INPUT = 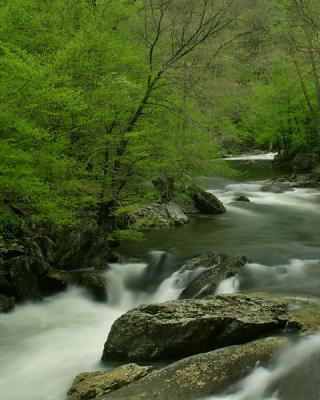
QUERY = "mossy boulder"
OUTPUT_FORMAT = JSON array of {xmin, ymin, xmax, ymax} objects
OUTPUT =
[
  {"xmin": 188, "ymin": 186, "xmax": 226, "ymax": 214},
  {"xmin": 68, "ymin": 364, "xmax": 153, "ymax": 400},
  {"xmin": 102, "ymin": 295, "xmax": 288, "ymax": 362},
  {"xmin": 99, "ymin": 337, "xmax": 286, "ymax": 400}
]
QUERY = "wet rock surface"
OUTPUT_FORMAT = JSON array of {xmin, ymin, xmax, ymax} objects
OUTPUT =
[
  {"xmin": 71, "ymin": 272, "xmax": 107, "ymax": 302},
  {"xmin": 98, "ymin": 337, "xmax": 286, "ymax": 400},
  {"xmin": 67, "ymin": 364, "xmax": 153, "ymax": 400},
  {"xmin": 128, "ymin": 202, "xmax": 189, "ymax": 229},
  {"xmin": 179, "ymin": 253, "xmax": 247, "ymax": 299},
  {"xmin": 235, "ymin": 195, "xmax": 250, "ymax": 202},
  {"xmin": 189, "ymin": 186, "xmax": 226, "ymax": 214},
  {"xmin": 271, "ymin": 172, "xmax": 320, "ymax": 188},
  {"xmin": 102, "ymin": 295, "xmax": 288, "ymax": 362}
]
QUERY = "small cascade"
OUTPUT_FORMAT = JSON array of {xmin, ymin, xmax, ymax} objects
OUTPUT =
[
  {"xmin": 0, "ymin": 258, "xmax": 185, "ymax": 400},
  {"xmin": 215, "ymin": 276, "xmax": 240, "ymax": 295}
]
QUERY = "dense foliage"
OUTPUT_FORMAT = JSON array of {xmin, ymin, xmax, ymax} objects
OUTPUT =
[{"xmin": 1, "ymin": 0, "xmax": 320, "ymax": 237}]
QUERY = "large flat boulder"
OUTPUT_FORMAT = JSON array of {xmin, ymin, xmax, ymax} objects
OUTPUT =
[
  {"xmin": 179, "ymin": 253, "xmax": 247, "ymax": 299},
  {"xmin": 102, "ymin": 295, "xmax": 288, "ymax": 362},
  {"xmin": 67, "ymin": 364, "xmax": 153, "ymax": 400},
  {"xmin": 99, "ymin": 337, "xmax": 286, "ymax": 400}
]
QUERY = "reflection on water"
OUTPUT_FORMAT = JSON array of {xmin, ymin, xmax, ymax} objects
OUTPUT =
[{"xmin": 123, "ymin": 181, "xmax": 320, "ymax": 265}]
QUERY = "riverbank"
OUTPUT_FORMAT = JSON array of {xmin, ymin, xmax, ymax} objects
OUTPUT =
[{"xmin": 1, "ymin": 155, "xmax": 320, "ymax": 400}]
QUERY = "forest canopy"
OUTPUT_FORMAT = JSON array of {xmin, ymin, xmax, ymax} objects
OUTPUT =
[{"xmin": 1, "ymin": 0, "xmax": 320, "ymax": 237}]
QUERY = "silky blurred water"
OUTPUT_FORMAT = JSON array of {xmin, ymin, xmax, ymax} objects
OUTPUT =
[{"xmin": 1, "ymin": 155, "xmax": 320, "ymax": 400}]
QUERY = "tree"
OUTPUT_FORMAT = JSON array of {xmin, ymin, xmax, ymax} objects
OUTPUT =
[
  {"xmin": 278, "ymin": 0, "xmax": 320, "ymax": 143},
  {"xmin": 92, "ymin": 0, "xmax": 245, "ymax": 227}
]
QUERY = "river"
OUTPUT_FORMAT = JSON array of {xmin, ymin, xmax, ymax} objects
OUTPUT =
[{"xmin": 0, "ymin": 154, "xmax": 320, "ymax": 400}]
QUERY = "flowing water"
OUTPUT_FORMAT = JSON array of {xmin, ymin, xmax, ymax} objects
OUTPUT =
[
  {"xmin": 1, "ymin": 154, "xmax": 320, "ymax": 400},
  {"xmin": 0, "ymin": 263, "xmax": 183, "ymax": 400},
  {"xmin": 205, "ymin": 333, "xmax": 320, "ymax": 400}
]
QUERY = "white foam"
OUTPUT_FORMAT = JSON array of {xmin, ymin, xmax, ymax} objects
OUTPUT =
[
  {"xmin": 215, "ymin": 276, "xmax": 240, "ymax": 295},
  {"xmin": 0, "ymin": 262, "xmax": 183, "ymax": 400},
  {"xmin": 223, "ymin": 153, "xmax": 277, "ymax": 161}
]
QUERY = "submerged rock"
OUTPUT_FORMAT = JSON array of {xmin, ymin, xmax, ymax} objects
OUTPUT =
[
  {"xmin": 68, "ymin": 364, "xmax": 153, "ymax": 400},
  {"xmin": 189, "ymin": 186, "xmax": 226, "ymax": 214},
  {"xmin": 72, "ymin": 272, "xmax": 107, "ymax": 302},
  {"xmin": 179, "ymin": 253, "xmax": 247, "ymax": 299},
  {"xmin": 99, "ymin": 337, "xmax": 286, "ymax": 400},
  {"xmin": 235, "ymin": 195, "xmax": 250, "ymax": 202},
  {"xmin": 102, "ymin": 295, "xmax": 288, "ymax": 362}
]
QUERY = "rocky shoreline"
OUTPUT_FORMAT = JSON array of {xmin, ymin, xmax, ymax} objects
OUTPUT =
[
  {"xmin": 66, "ymin": 250, "xmax": 320, "ymax": 400},
  {"xmin": 0, "ymin": 185, "xmax": 226, "ymax": 314},
  {"xmin": 2, "ymin": 166, "xmax": 320, "ymax": 400}
]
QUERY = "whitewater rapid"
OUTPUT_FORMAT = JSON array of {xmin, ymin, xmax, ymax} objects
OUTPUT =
[
  {"xmin": 1, "ymin": 163, "xmax": 320, "ymax": 400},
  {"xmin": 0, "ymin": 262, "xmax": 183, "ymax": 400}
]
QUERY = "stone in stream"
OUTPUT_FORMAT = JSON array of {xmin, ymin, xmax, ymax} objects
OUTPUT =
[
  {"xmin": 71, "ymin": 272, "xmax": 108, "ymax": 302},
  {"xmin": 188, "ymin": 185, "xmax": 226, "ymax": 214},
  {"xmin": 179, "ymin": 253, "xmax": 247, "ymax": 299},
  {"xmin": 67, "ymin": 364, "xmax": 153, "ymax": 400},
  {"xmin": 235, "ymin": 195, "xmax": 250, "ymax": 202},
  {"xmin": 101, "ymin": 295, "xmax": 288, "ymax": 362},
  {"xmin": 95, "ymin": 337, "xmax": 286, "ymax": 400}
]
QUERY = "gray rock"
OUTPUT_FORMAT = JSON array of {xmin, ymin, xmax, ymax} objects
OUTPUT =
[
  {"xmin": 189, "ymin": 186, "xmax": 226, "ymax": 214},
  {"xmin": 179, "ymin": 253, "xmax": 247, "ymax": 299},
  {"xmin": 72, "ymin": 272, "xmax": 107, "ymax": 302},
  {"xmin": 99, "ymin": 337, "xmax": 286, "ymax": 400},
  {"xmin": 163, "ymin": 202, "xmax": 189, "ymax": 225},
  {"xmin": 68, "ymin": 364, "xmax": 153, "ymax": 400},
  {"xmin": 102, "ymin": 295, "xmax": 288, "ymax": 362},
  {"xmin": 235, "ymin": 195, "xmax": 250, "ymax": 202},
  {"xmin": 8, "ymin": 256, "xmax": 42, "ymax": 301},
  {"xmin": 129, "ymin": 203, "xmax": 189, "ymax": 229},
  {"xmin": 56, "ymin": 229, "xmax": 110, "ymax": 271},
  {"xmin": 38, "ymin": 268, "xmax": 70, "ymax": 296}
]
